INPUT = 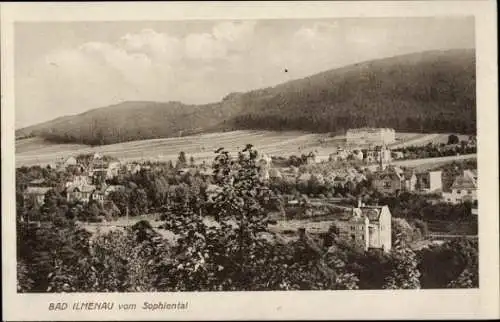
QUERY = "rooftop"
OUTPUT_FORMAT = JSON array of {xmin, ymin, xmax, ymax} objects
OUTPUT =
[{"xmin": 24, "ymin": 186, "xmax": 53, "ymax": 195}]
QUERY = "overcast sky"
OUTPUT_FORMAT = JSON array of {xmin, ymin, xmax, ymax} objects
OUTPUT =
[{"xmin": 15, "ymin": 17, "xmax": 475, "ymax": 129}]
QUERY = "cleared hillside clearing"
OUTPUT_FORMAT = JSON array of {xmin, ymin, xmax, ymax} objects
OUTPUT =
[{"xmin": 16, "ymin": 131, "xmax": 473, "ymax": 168}]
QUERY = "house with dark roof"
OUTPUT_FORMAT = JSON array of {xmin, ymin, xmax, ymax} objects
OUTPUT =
[
  {"xmin": 66, "ymin": 185, "xmax": 96, "ymax": 203},
  {"xmin": 442, "ymin": 169, "xmax": 478, "ymax": 204},
  {"xmin": 23, "ymin": 186, "xmax": 53, "ymax": 208},
  {"xmin": 372, "ymin": 166, "xmax": 416, "ymax": 194}
]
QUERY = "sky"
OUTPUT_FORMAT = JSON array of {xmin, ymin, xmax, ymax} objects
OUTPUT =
[{"xmin": 14, "ymin": 17, "xmax": 475, "ymax": 129}]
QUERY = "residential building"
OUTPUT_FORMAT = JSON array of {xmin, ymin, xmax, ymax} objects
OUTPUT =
[
  {"xmin": 346, "ymin": 128, "xmax": 396, "ymax": 146},
  {"xmin": 126, "ymin": 163, "xmax": 142, "ymax": 174},
  {"xmin": 352, "ymin": 150, "xmax": 364, "ymax": 161},
  {"xmin": 65, "ymin": 175, "xmax": 92, "ymax": 188},
  {"xmin": 106, "ymin": 162, "xmax": 122, "ymax": 179},
  {"xmin": 442, "ymin": 170, "xmax": 478, "ymax": 204},
  {"xmin": 305, "ymin": 152, "xmax": 316, "ymax": 165},
  {"xmin": 91, "ymin": 188, "xmax": 105, "ymax": 205},
  {"xmin": 372, "ymin": 166, "xmax": 416, "ymax": 194},
  {"xmin": 416, "ymin": 170, "xmax": 443, "ymax": 193},
  {"xmin": 90, "ymin": 168, "xmax": 107, "ymax": 185},
  {"xmin": 23, "ymin": 186, "xmax": 53, "ymax": 208},
  {"xmin": 333, "ymin": 202, "xmax": 392, "ymax": 252},
  {"xmin": 64, "ymin": 156, "xmax": 78, "ymax": 167},
  {"xmin": 66, "ymin": 185, "xmax": 96, "ymax": 203}
]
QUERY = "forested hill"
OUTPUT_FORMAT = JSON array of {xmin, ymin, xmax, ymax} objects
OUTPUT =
[
  {"xmin": 17, "ymin": 49, "xmax": 476, "ymax": 146},
  {"xmin": 228, "ymin": 48, "xmax": 476, "ymax": 134}
]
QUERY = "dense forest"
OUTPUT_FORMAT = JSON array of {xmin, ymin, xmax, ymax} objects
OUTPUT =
[{"xmin": 17, "ymin": 49, "xmax": 476, "ymax": 146}]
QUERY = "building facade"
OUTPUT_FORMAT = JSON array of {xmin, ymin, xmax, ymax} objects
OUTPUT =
[
  {"xmin": 442, "ymin": 170, "xmax": 478, "ymax": 204},
  {"xmin": 416, "ymin": 170, "xmax": 443, "ymax": 193},
  {"xmin": 372, "ymin": 166, "xmax": 416, "ymax": 194},
  {"xmin": 334, "ymin": 204, "xmax": 392, "ymax": 252},
  {"xmin": 23, "ymin": 186, "xmax": 53, "ymax": 208}
]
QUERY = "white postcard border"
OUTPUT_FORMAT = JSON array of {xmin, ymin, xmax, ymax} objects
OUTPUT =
[{"xmin": 1, "ymin": 1, "xmax": 498, "ymax": 320}]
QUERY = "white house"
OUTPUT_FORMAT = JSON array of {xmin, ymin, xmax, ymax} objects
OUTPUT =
[
  {"xmin": 443, "ymin": 170, "xmax": 478, "ymax": 204},
  {"xmin": 333, "ymin": 203, "xmax": 392, "ymax": 252}
]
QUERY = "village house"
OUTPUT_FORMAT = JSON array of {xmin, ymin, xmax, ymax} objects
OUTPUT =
[
  {"xmin": 442, "ymin": 170, "xmax": 478, "ymax": 204},
  {"xmin": 304, "ymin": 152, "xmax": 316, "ymax": 165},
  {"xmin": 415, "ymin": 170, "xmax": 443, "ymax": 193},
  {"xmin": 333, "ymin": 201, "xmax": 392, "ymax": 252},
  {"xmin": 63, "ymin": 156, "xmax": 78, "ymax": 167},
  {"xmin": 352, "ymin": 149, "xmax": 364, "ymax": 161},
  {"xmin": 23, "ymin": 186, "xmax": 53, "ymax": 208},
  {"xmin": 106, "ymin": 161, "xmax": 122, "ymax": 179},
  {"xmin": 365, "ymin": 145, "xmax": 392, "ymax": 168},
  {"xmin": 90, "ymin": 188, "xmax": 106, "ymax": 205},
  {"xmin": 66, "ymin": 184, "xmax": 96, "ymax": 204},
  {"xmin": 56, "ymin": 156, "xmax": 84, "ymax": 172},
  {"xmin": 89, "ymin": 168, "xmax": 107, "ymax": 186},
  {"xmin": 126, "ymin": 163, "xmax": 142, "ymax": 174},
  {"xmin": 372, "ymin": 166, "xmax": 417, "ymax": 194},
  {"xmin": 65, "ymin": 175, "xmax": 92, "ymax": 189}
]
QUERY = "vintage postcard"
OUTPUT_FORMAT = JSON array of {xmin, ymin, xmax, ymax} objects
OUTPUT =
[{"xmin": 1, "ymin": 1, "xmax": 499, "ymax": 320}]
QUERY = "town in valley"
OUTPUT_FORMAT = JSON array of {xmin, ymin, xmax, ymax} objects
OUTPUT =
[
  {"xmin": 17, "ymin": 127, "xmax": 479, "ymax": 291},
  {"xmin": 14, "ymin": 17, "xmax": 478, "ymax": 292}
]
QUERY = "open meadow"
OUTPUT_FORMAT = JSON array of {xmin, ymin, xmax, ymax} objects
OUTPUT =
[{"xmin": 15, "ymin": 130, "xmax": 469, "ymax": 168}]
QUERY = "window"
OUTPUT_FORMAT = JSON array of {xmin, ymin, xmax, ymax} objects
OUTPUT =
[
  {"xmin": 383, "ymin": 181, "xmax": 392, "ymax": 188},
  {"xmin": 468, "ymin": 190, "xmax": 472, "ymax": 195},
  {"xmin": 456, "ymin": 190, "xmax": 461, "ymax": 194}
]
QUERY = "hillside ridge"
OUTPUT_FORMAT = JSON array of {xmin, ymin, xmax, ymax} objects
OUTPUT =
[{"xmin": 17, "ymin": 48, "xmax": 476, "ymax": 145}]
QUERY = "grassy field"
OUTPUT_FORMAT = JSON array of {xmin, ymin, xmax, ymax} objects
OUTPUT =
[{"xmin": 15, "ymin": 130, "xmax": 472, "ymax": 168}]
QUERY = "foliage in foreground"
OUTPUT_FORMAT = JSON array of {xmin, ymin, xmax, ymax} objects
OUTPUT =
[{"xmin": 16, "ymin": 146, "xmax": 478, "ymax": 292}]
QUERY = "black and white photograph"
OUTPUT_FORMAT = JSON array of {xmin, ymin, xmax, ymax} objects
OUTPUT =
[{"xmin": 2, "ymin": 1, "xmax": 498, "ymax": 321}]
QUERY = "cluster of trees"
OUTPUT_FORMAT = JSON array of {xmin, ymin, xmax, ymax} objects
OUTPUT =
[
  {"xmin": 392, "ymin": 141, "xmax": 476, "ymax": 160},
  {"xmin": 17, "ymin": 145, "xmax": 478, "ymax": 292},
  {"xmin": 433, "ymin": 159, "xmax": 477, "ymax": 191},
  {"xmin": 272, "ymin": 152, "xmax": 316, "ymax": 168}
]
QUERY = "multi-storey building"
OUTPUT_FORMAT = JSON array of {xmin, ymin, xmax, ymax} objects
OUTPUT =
[{"xmin": 333, "ymin": 202, "xmax": 392, "ymax": 252}]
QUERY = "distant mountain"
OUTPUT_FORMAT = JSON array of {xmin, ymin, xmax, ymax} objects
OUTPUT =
[{"xmin": 17, "ymin": 49, "xmax": 476, "ymax": 145}]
